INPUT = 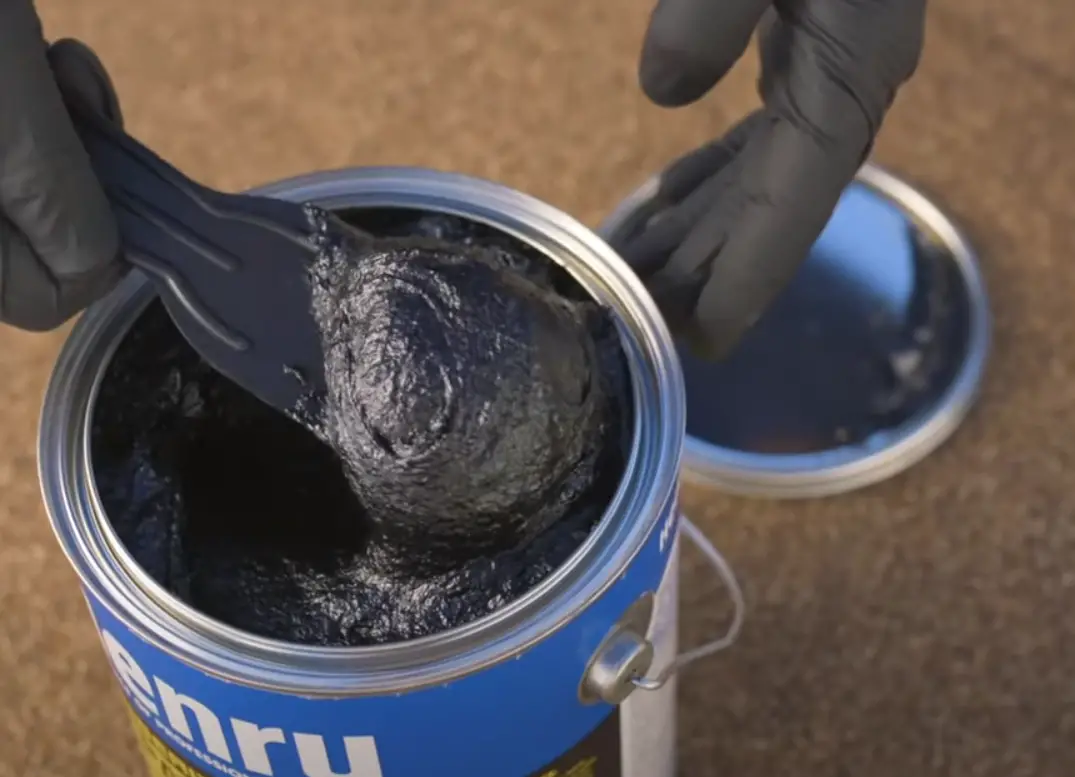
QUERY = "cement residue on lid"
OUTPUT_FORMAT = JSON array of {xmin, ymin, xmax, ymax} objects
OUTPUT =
[{"xmin": 599, "ymin": 163, "xmax": 991, "ymax": 499}]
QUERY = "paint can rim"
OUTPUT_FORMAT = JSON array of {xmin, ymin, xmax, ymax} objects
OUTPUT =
[
  {"xmin": 38, "ymin": 166, "xmax": 686, "ymax": 695},
  {"xmin": 598, "ymin": 163, "xmax": 992, "ymax": 498}
]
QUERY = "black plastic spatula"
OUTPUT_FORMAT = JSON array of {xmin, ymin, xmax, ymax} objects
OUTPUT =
[{"xmin": 64, "ymin": 96, "xmax": 358, "ymax": 424}]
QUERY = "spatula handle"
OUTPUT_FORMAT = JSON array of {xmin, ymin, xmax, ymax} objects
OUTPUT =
[
  {"xmin": 63, "ymin": 94, "xmax": 315, "ymax": 350},
  {"xmin": 65, "ymin": 95, "xmax": 313, "ymax": 242}
]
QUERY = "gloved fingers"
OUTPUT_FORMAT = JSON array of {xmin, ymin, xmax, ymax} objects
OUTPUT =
[
  {"xmin": 613, "ymin": 172, "xmax": 729, "ymax": 278},
  {"xmin": 652, "ymin": 110, "xmax": 769, "ymax": 206},
  {"xmin": 687, "ymin": 112, "xmax": 859, "ymax": 359},
  {"xmin": 631, "ymin": 0, "xmax": 928, "ymax": 358},
  {"xmin": 0, "ymin": 1, "xmax": 119, "ymax": 283},
  {"xmin": 639, "ymin": 126, "xmax": 760, "ymax": 341},
  {"xmin": 48, "ymin": 38, "xmax": 125, "ymax": 128},
  {"xmin": 612, "ymin": 111, "xmax": 763, "ymax": 278},
  {"xmin": 662, "ymin": 0, "xmax": 927, "ymax": 358},
  {"xmin": 0, "ymin": 214, "xmax": 126, "ymax": 331},
  {"xmin": 639, "ymin": 0, "xmax": 772, "ymax": 107}
]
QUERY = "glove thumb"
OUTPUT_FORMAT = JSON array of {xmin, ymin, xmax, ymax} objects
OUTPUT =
[{"xmin": 47, "ymin": 38, "xmax": 124, "ymax": 128}]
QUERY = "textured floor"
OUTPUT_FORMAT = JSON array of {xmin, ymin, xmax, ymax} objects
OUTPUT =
[{"xmin": 3, "ymin": 1, "xmax": 1074, "ymax": 775}]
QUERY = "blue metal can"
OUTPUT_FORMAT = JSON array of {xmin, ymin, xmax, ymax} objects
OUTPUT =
[{"xmin": 39, "ymin": 168, "xmax": 695, "ymax": 777}]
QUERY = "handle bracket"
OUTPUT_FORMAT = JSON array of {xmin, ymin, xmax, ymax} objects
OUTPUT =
[{"xmin": 580, "ymin": 518, "xmax": 745, "ymax": 706}]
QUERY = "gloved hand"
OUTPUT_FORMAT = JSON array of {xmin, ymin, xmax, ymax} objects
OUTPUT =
[
  {"xmin": 0, "ymin": 0, "xmax": 125, "ymax": 332},
  {"xmin": 615, "ymin": 0, "xmax": 927, "ymax": 358}
]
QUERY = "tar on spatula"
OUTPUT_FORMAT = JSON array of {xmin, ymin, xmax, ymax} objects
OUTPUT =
[{"xmin": 63, "ymin": 94, "xmax": 355, "ymax": 424}]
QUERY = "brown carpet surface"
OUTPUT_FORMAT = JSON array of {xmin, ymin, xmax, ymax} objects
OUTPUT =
[{"xmin": 3, "ymin": 1, "xmax": 1074, "ymax": 775}]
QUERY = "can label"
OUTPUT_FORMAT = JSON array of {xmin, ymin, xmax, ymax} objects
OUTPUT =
[
  {"xmin": 126, "ymin": 703, "xmax": 240, "ymax": 777},
  {"xmin": 111, "ymin": 535, "xmax": 679, "ymax": 777},
  {"xmin": 528, "ymin": 711, "xmax": 622, "ymax": 776},
  {"xmin": 123, "ymin": 699, "xmax": 624, "ymax": 777},
  {"xmin": 85, "ymin": 496, "xmax": 679, "ymax": 777}
]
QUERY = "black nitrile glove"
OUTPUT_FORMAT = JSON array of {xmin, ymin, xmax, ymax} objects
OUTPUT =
[
  {"xmin": 615, "ymin": 0, "xmax": 927, "ymax": 358},
  {"xmin": 0, "ymin": 0, "xmax": 125, "ymax": 332}
]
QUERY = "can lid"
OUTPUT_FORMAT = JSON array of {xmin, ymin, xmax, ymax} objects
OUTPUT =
[{"xmin": 599, "ymin": 164, "xmax": 991, "ymax": 498}]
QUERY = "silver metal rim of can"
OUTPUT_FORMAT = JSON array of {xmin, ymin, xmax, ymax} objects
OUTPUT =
[
  {"xmin": 597, "ymin": 163, "xmax": 992, "ymax": 499},
  {"xmin": 38, "ymin": 167, "xmax": 687, "ymax": 695}
]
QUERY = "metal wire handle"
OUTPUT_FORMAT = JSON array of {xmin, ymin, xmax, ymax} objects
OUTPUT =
[{"xmin": 631, "ymin": 517, "xmax": 745, "ymax": 691}]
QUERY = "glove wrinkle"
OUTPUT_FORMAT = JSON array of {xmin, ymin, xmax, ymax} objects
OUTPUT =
[{"xmin": 612, "ymin": 111, "xmax": 764, "ymax": 280}]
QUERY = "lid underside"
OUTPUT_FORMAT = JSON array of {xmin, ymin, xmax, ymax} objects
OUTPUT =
[{"xmin": 599, "ymin": 164, "xmax": 991, "ymax": 498}]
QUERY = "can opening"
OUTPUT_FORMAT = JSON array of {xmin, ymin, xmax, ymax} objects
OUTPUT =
[{"xmin": 88, "ymin": 206, "xmax": 636, "ymax": 649}]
